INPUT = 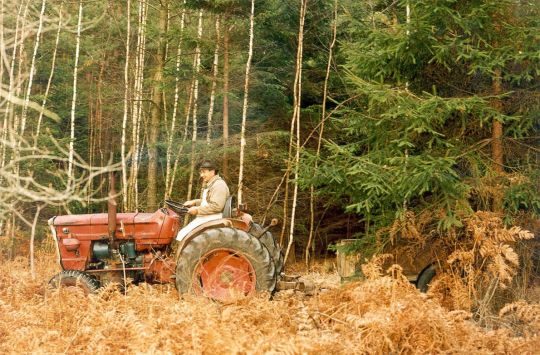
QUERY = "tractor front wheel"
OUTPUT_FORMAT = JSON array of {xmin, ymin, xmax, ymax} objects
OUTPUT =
[
  {"xmin": 48, "ymin": 270, "xmax": 101, "ymax": 295},
  {"xmin": 176, "ymin": 227, "xmax": 276, "ymax": 302}
]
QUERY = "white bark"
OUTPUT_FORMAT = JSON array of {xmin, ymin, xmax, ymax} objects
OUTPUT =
[
  {"xmin": 206, "ymin": 15, "xmax": 220, "ymax": 146},
  {"xmin": 0, "ymin": 0, "xmax": 18, "ymax": 170},
  {"xmin": 186, "ymin": 9, "xmax": 203, "ymax": 202},
  {"xmin": 12, "ymin": 2, "xmax": 29, "ymax": 137},
  {"xmin": 121, "ymin": 0, "xmax": 131, "ymax": 210},
  {"xmin": 128, "ymin": 0, "xmax": 148, "ymax": 210},
  {"xmin": 165, "ymin": 1, "xmax": 187, "ymax": 199},
  {"xmin": 307, "ymin": 0, "xmax": 337, "ymax": 265},
  {"xmin": 19, "ymin": 0, "xmax": 46, "ymax": 142},
  {"xmin": 67, "ymin": 0, "xmax": 83, "ymax": 185},
  {"xmin": 3, "ymin": 1, "xmax": 26, "ymax": 155},
  {"xmin": 29, "ymin": 204, "xmax": 42, "ymax": 279},
  {"xmin": 35, "ymin": 3, "xmax": 62, "ymax": 147},
  {"xmin": 237, "ymin": 0, "xmax": 255, "ymax": 205},
  {"xmin": 284, "ymin": 0, "xmax": 307, "ymax": 264},
  {"xmin": 167, "ymin": 72, "xmax": 195, "ymax": 199}
]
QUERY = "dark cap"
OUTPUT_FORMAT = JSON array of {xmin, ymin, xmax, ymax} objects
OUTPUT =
[{"xmin": 199, "ymin": 160, "xmax": 218, "ymax": 172}]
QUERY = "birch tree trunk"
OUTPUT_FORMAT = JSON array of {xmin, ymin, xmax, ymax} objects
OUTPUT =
[
  {"xmin": 0, "ymin": 0, "xmax": 23, "ymax": 170},
  {"xmin": 121, "ymin": 0, "xmax": 131, "ymax": 210},
  {"xmin": 280, "ymin": 105, "xmax": 295, "ymax": 246},
  {"xmin": 206, "ymin": 15, "xmax": 220, "ymax": 146},
  {"xmin": 237, "ymin": 0, "xmax": 255, "ymax": 205},
  {"xmin": 186, "ymin": 9, "xmax": 204, "ymax": 202},
  {"xmin": 68, "ymin": 0, "xmax": 83, "ymax": 185},
  {"xmin": 306, "ymin": 0, "xmax": 336, "ymax": 265},
  {"xmin": 12, "ymin": 2, "xmax": 29, "ymax": 138},
  {"xmin": 167, "ymin": 72, "xmax": 195, "ymax": 198},
  {"xmin": 222, "ymin": 20, "xmax": 230, "ymax": 177},
  {"xmin": 2, "ymin": 1, "xmax": 27, "ymax": 169},
  {"xmin": 164, "ymin": 1, "xmax": 187, "ymax": 199},
  {"xmin": 284, "ymin": 0, "xmax": 307, "ymax": 265},
  {"xmin": 35, "ymin": 3, "xmax": 62, "ymax": 148},
  {"xmin": 29, "ymin": 204, "xmax": 43, "ymax": 279},
  {"xmin": 128, "ymin": 0, "xmax": 148, "ymax": 210},
  {"xmin": 19, "ymin": 0, "xmax": 46, "ymax": 142},
  {"xmin": 147, "ymin": 0, "xmax": 168, "ymax": 210}
]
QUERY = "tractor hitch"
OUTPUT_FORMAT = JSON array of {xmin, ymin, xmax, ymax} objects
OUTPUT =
[
  {"xmin": 254, "ymin": 218, "xmax": 279, "ymax": 239},
  {"xmin": 276, "ymin": 274, "xmax": 316, "ymax": 294}
]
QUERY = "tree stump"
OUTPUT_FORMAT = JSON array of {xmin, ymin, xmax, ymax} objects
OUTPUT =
[{"xmin": 336, "ymin": 239, "xmax": 363, "ymax": 283}]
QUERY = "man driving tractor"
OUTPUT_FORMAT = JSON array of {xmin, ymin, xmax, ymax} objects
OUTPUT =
[{"xmin": 176, "ymin": 160, "xmax": 230, "ymax": 241}]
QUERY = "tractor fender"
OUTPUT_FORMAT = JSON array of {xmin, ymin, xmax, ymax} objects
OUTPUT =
[{"xmin": 175, "ymin": 218, "xmax": 251, "ymax": 260}]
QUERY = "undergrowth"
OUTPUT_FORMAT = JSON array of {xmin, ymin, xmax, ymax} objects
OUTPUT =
[{"xmin": 0, "ymin": 244, "xmax": 539, "ymax": 353}]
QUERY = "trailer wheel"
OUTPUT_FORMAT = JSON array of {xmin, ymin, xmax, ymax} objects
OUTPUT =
[
  {"xmin": 48, "ymin": 270, "xmax": 101, "ymax": 295},
  {"xmin": 250, "ymin": 223, "xmax": 284, "ymax": 276},
  {"xmin": 176, "ymin": 227, "xmax": 276, "ymax": 302}
]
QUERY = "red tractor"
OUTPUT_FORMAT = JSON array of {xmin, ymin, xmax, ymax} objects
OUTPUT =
[{"xmin": 48, "ymin": 181, "xmax": 284, "ymax": 302}]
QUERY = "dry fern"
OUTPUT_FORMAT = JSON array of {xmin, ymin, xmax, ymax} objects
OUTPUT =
[{"xmin": 1, "ymin": 239, "xmax": 539, "ymax": 353}]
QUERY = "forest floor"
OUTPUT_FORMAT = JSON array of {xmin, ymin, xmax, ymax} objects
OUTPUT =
[{"xmin": 1, "ymin": 249, "xmax": 539, "ymax": 354}]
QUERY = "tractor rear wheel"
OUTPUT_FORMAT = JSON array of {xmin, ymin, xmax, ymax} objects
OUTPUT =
[
  {"xmin": 250, "ymin": 223, "xmax": 284, "ymax": 276},
  {"xmin": 48, "ymin": 270, "xmax": 101, "ymax": 294},
  {"xmin": 176, "ymin": 227, "xmax": 276, "ymax": 302}
]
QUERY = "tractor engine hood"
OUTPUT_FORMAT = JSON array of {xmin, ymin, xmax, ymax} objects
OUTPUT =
[
  {"xmin": 50, "ymin": 212, "xmax": 139, "ymax": 227},
  {"xmin": 49, "ymin": 209, "xmax": 180, "ymax": 249}
]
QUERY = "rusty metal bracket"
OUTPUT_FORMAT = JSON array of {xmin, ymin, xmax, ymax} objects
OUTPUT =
[{"xmin": 275, "ymin": 275, "xmax": 316, "ymax": 294}]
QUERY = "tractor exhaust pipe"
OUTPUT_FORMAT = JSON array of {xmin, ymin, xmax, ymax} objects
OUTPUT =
[{"xmin": 108, "ymin": 172, "xmax": 117, "ymax": 245}]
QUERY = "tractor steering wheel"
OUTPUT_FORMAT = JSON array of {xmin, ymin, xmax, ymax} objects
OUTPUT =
[{"xmin": 164, "ymin": 200, "xmax": 189, "ymax": 215}]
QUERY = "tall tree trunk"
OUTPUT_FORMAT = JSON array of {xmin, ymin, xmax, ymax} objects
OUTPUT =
[
  {"xmin": 87, "ymin": 72, "xmax": 95, "ymax": 210},
  {"xmin": 280, "ymin": 109, "xmax": 294, "ymax": 246},
  {"xmin": 19, "ymin": 0, "xmax": 46, "ymax": 141},
  {"xmin": 68, "ymin": 0, "xmax": 83, "ymax": 185},
  {"xmin": 0, "ymin": 0, "xmax": 21, "ymax": 171},
  {"xmin": 186, "ymin": 10, "xmax": 204, "ymax": 202},
  {"xmin": 306, "ymin": 0, "xmax": 336, "ymax": 266},
  {"xmin": 167, "ymin": 73, "xmax": 195, "ymax": 198},
  {"xmin": 121, "ymin": 0, "xmax": 131, "ymax": 210},
  {"xmin": 129, "ymin": 0, "xmax": 148, "ymax": 210},
  {"xmin": 35, "ymin": 3, "xmax": 62, "ymax": 148},
  {"xmin": 237, "ymin": 0, "xmax": 255, "ymax": 205},
  {"xmin": 12, "ymin": 1, "xmax": 29, "ymax": 138},
  {"xmin": 222, "ymin": 20, "xmax": 230, "ymax": 177},
  {"xmin": 29, "ymin": 204, "xmax": 43, "ymax": 279},
  {"xmin": 492, "ymin": 67, "xmax": 503, "ymax": 212},
  {"xmin": 2, "ymin": 1, "xmax": 27, "ymax": 171},
  {"xmin": 284, "ymin": 0, "xmax": 307, "ymax": 265},
  {"xmin": 96, "ymin": 60, "xmax": 105, "ymax": 197},
  {"xmin": 147, "ymin": 0, "xmax": 168, "ymax": 211},
  {"xmin": 206, "ymin": 15, "xmax": 220, "ymax": 146},
  {"xmin": 165, "ymin": 1, "xmax": 187, "ymax": 199}
]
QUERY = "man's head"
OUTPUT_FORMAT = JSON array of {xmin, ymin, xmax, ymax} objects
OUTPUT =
[{"xmin": 198, "ymin": 160, "xmax": 218, "ymax": 183}]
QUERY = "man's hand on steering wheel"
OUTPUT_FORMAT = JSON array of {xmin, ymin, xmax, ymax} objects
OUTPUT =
[{"xmin": 183, "ymin": 200, "xmax": 197, "ymax": 207}]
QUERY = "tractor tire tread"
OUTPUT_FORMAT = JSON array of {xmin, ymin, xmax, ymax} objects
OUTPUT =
[
  {"xmin": 176, "ymin": 227, "xmax": 276, "ymax": 296},
  {"xmin": 249, "ymin": 223, "xmax": 284, "ymax": 276},
  {"xmin": 48, "ymin": 270, "xmax": 101, "ymax": 294}
]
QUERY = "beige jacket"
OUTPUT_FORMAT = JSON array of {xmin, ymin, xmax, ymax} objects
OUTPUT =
[{"xmin": 193, "ymin": 175, "xmax": 230, "ymax": 215}]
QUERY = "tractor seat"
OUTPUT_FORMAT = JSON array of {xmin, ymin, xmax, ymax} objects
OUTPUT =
[{"xmin": 223, "ymin": 196, "xmax": 233, "ymax": 218}]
